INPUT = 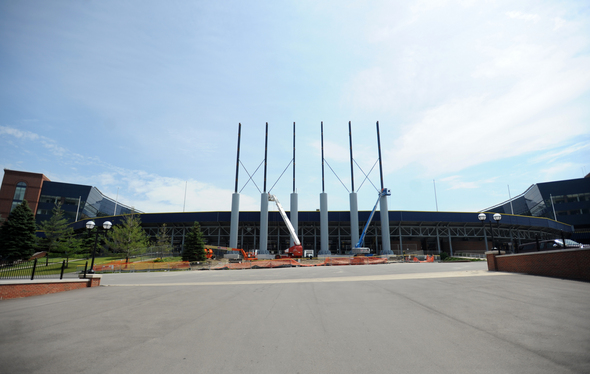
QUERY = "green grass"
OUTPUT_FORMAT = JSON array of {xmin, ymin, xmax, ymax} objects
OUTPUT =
[{"xmin": 443, "ymin": 257, "xmax": 484, "ymax": 262}]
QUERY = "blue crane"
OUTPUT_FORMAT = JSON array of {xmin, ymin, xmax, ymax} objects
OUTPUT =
[{"xmin": 354, "ymin": 188, "xmax": 391, "ymax": 251}]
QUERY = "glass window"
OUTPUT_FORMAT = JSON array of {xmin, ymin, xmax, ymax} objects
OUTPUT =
[
  {"xmin": 40, "ymin": 195, "xmax": 60, "ymax": 204},
  {"xmin": 10, "ymin": 182, "xmax": 27, "ymax": 212},
  {"xmin": 64, "ymin": 197, "xmax": 79, "ymax": 206}
]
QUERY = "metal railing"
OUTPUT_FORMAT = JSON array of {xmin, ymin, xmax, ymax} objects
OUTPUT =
[
  {"xmin": 453, "ymin": 252, "xmax": 487, "ymax": 259},
  {"xmin": 0, "ymin": 258, "xmax": 84, "ymax": 280}
]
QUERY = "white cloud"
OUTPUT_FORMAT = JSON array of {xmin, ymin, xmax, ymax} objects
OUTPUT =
[
  {"xmin": 530, "ymin": 142, "xmax": 590, "ymax": 164},
  {"xmin": 1, "ymin": 126, "xmax": 70, "ymax": 157},
  {"xmin": 506, "ymin": 11, "xmax": 540, "ymax": 22},
  {"xmin": 96, "ymin": 170, "xmax": 260, "ymax": 213},
  {"xmin": 439, "ymin": 175, "xmax": 498, "ymax": 190},
  {"xmin": 0, "ymin": 126, "xmax": 40, "ymax": 141},
  {"xmin": 539, "ymin": 162, "xmax": 576, "ymax": 181},
  {"xmin": 553, "ymin": 17, "xmax": 567, "ymax": 31},
  {"xmin": 343, "ymin": 1, "xmax": 590, "ymax": 178}
]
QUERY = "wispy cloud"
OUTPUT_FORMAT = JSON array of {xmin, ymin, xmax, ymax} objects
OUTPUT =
[
  {"xmin": 97, "ymin": 170, "xmax": 260, "ymax": 213},
  {"xmin": 343, "ymin": 1, "xmax": 590, "ymax": 178},
  {"xmin": 506, "ymin": 11, "xmax": 540, "ymax": 22},
  {"xmin": 439, "ymin": 175, "xmax": 498, "ymax": 190},
  {"xmin": 0, "ymin": 126, "xmax": 40, "ymax": 141},
  {"xmin": 1, "ymin": 125, "xmax": 259, "ymax": 213}
]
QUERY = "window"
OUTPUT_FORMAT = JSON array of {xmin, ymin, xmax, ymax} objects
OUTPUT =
[
  {"xmin": 10, "ymin": 182, "xmax": 27, "ymax": 212},
  {"xmin": 40, "ymin": 195, "xmax": 60, "ymax": 204},
  {"xmin": 64, "ymin": 197, "xmax": 79, "ymax": 206}
]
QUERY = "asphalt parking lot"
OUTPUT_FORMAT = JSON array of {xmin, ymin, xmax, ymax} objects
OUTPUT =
[{"xmin": 1, "ymin": 262, "xmax": 589, "ymax": 374}]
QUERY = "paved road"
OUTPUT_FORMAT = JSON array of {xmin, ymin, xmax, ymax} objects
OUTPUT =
[{"xmin": 1, "ymin": 262, "xmax": 589, "ymax": 374}]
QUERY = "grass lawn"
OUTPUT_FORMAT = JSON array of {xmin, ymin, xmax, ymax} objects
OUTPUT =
[{"xmin": 443, "ymin": 257, "xmax": 485, "ymax": 262}]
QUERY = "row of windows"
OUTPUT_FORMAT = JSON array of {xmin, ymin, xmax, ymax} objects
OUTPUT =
[
  {"xmin": 552, "ymin": 193, "xmax": 590, "ymax": 204},
  {"xmin": 557, "ymin": 209, "xmax": 590, "ymax": 216},
  {"xmin": 40, "ymin": 195, "xmax": 80, "ymax": 206}
]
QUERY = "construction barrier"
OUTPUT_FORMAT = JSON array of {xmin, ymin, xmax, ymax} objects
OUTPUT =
[
  {"xmin": 411, "ymin": 255, "xmax": 436, "ymax": 263},
  {"xmin": 86, "ymin": 261, "xmax": 190, "ymax": 273},
  {"xmin": 211, "ymin": 257, "xmax": 388, "ymax": 270},
  {"xmin": 83, "ymin": 255, "xmax": 436, "ymax": 273}
]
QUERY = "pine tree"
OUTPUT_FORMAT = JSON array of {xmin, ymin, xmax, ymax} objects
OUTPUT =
[
  {"xmin": 182, "ymin": 222, "xmax": 206, "ymax": 262},
  {"xmin": 37, "ymin": 203, "xmax": 84, "ymax": 266},
  {"xmin": 154, "ymin": 223, "xmax": 172, "ymax": 256},
  {"xmin": 0, "ymin": 200, "xmax": 37, "ymax": 261},
  {"xmin": 104, "ymin": 214, "xmax": 149, "ymax": 260},
  {"xmin": 37, "ymin": 203, "xmax": 76, "ymax": 259}
]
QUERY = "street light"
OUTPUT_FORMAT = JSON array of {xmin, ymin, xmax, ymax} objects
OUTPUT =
[
  {"xmin": 85, "ymin": 220, "xmax": 112, "ymax": 273},
  {"xmin": 478, "ymin": 213, "xmax": 502, "ymax": 255}
]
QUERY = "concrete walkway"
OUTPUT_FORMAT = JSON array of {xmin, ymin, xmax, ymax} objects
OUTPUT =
[{"xmin": 1, "ymin": 262, "xmax": 589, "ymax": 374}]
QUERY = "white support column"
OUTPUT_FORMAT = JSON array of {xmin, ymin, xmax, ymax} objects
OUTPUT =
[
  {"xmin": 230, "ymin": 192, "xmax": 240, "ymax": 249},
  {"xmin": 379, "ymin": 194, "xmax": 393, "ymax": 255},
  {"xmin": 350, "ymin": 192, "xmax": 359, "ymax": 250},
  {"xmin": 259, "ymin": 192, "xmax": 270, "ymax": 254},
  {"xmin": 290, "ymin": 193, "xmax": 298, "ymax": 248},
  {"xmin": 319, "ymin": 192, "xmax": 331, "ymax": 255}
]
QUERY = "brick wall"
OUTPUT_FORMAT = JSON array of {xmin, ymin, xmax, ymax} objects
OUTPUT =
[
  {"xmin": 486, "ymin": 248, "xmax": 590, "ymax": 282},
  {"xmin": 0, "ymin": 169, "xmax": 50, "ymax": 220},
  {"xmin": 0, "ymin": 277, "xmax": 101, "ymax": 300}
]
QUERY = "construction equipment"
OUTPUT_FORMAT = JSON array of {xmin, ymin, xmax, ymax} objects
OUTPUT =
[
  {"xmin": 205, "ymin": 245, "xmax": 257, "ymax": 261},
  {"xmin": 268, "ymin": 194, "xmax": 304, "ymax": 258},
  {"xmin": 352, "ymin": 188, "xmax": 391, "ymax": 255}
]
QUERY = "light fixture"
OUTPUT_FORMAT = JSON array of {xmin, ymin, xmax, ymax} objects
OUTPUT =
[{"xmin": 85, "ymin": 220, "xmax": 113, "ymax": 274}]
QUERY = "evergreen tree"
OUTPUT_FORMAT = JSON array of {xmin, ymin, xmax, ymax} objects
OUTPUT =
[
  {"xmin": 0, "ymin": 200, "xmax": 37, "ymax": 261},
  {"xmin": 182, "ymin": 222, "xmax": 206, "ymax": 262},
  {"xmin": 37, "ymin": 203, "xmax": 80, "ymax": 261},
  {"xmin": 81, "ymin": 228, "xmax": 98, "ymax": 258},
  {"xmin": 154, "ymin": 223, "xmax": 172, "ymax": 255},
  {"xmin": 104, "ymin": 214, "xmax": 149, "ymax": 260}
]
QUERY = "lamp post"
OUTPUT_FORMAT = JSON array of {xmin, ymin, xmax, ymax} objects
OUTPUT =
[
  {"xmin": 478, "ymin": 213, "xmax": 502, "ymax": 254},
  {"xmin": 86, "ymin": 220, "xmax": 112, "ymax": 273}
]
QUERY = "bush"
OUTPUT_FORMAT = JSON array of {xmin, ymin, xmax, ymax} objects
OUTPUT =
[{"xmin": 440, "ymin": 252, "xmax": 449, "ymax": 261}]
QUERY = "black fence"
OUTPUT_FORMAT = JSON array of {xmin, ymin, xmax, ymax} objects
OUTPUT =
[{"xmin": 0, "ymin": 258, "xmax": 85, "ymax": 280}]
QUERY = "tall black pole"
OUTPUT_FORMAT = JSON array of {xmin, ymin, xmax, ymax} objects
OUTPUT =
[
  {"xmin": 376, "ymin": 121, "xmax": 384, "ymax": 190},
  {"xmin": 90, "ymin": 230, "xmax": 99, "ymax": 273},
  {"xmin": 349, "ymin": 121, "xmax": 355, "ymax": 192},
  {"xmin": 489, "ymin": 221, "xmax": 496, "ymax": 250},
  {"xmin": 293, "ymin": 122, "xmax": 296, "ymax": 193},
  {"xmin": 234, "ymin": 123, "xmax": 241, "ymax": 193},
  {"xmin": 321, "ymin": 121, "xmax": 325, "ymax": 193},
  {"xmin": 263, "ymin": 122, "xmax": 268, "ymax": 192}
]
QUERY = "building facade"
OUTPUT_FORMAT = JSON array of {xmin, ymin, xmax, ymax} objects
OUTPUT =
[
  {"xmin": 0, "ymin": 169, "xmax": 139, "ymax": 225},
  {"xmin": 484, "ymin": 176, "xmax": 590, "ymax": 243},
  {"xmin": 1, "ymin": 169, "xmax": 580, "ymax": 256}
]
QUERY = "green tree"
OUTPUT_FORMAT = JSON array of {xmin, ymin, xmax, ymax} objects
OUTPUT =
[
  {"xmin": 37, "ymin": 203, "xmax": 82, "ymax": 264},
  {"xmin": 0, "ymin": 200, "xmax": 37, "ymax": 261},
  {"xmin": 105, "ymin": 214, "xmax": 149, "ymax": 260},
  {"xmin": 81, "ymin": 228, "xmax": 99, "ymax": 258},
  {"xmin": 182, "ymin": 222, "xmax": 206, "ymax": 262},
  {"xmin": 154, "ymin": 223, "xmax": 173, "ymax": 255}
]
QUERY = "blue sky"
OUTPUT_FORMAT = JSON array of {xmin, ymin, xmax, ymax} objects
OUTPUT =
[{"xmin": 1, "ymin": 0, "xmax": 589, "ymax": 215}]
